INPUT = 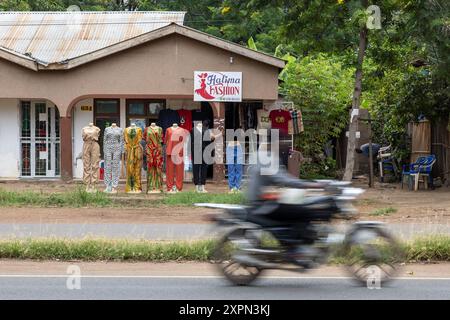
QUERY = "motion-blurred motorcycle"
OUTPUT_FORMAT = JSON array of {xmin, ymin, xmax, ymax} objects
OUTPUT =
[{"xmin": 196, "ymin": 181, "xmax": 403, "ymax": 286}]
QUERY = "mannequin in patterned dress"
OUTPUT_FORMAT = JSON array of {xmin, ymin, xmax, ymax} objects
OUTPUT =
[
  {"xmin": 124, "ymin": 123, "xmax": 143, "ymax": 193},
  {"xmin": 144, "ymin": 123, "xmax": 163, "ymax": 193},
  {"xmin": 103, "ymin": 123, "xmax": 124, "ymax": 194}
]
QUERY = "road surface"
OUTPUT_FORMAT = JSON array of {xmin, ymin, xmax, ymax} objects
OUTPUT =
[
  {"xmin": 0, "ymin": 261, "xmax": 448, "ymax": 300},
  {"xmin": 0, "ymin": 276, "xmax": 449, "ymax": 299}
]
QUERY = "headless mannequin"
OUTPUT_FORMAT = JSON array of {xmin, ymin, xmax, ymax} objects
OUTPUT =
[
  {"xmin": 192, "ymin": 122, "xmax": 209, "ymax": 193},
  {"xmin": 103, "ymin": 122, "xmax": 123, "ymax": 194},
  {"xmin": 124, "ymin": 122, "xmax": 143, "ymax": 193},
  {"xmin": 146, "ymin": 122, "xmax": 163, "ymax": 194},
  {"xmin": 82, "ymin": 122, "xmax": 101, "ymax": 193},
  {"xmin": 166, "ymin": 123, "xmax": 184, "ymax": 193}
]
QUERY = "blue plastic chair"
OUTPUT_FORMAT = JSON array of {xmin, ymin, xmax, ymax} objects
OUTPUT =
[{"xmin": 401, "ymin": 155, "xmax": 436, "ymax": 190}]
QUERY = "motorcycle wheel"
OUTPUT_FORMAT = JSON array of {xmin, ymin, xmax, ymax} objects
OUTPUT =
[
  {"xmin": 342, "ymin": 226, "xmax": 404, "ymax": 286},
  {"xmin": 213, "ymin": 228, "xmax": 263, "ymax": 286}
]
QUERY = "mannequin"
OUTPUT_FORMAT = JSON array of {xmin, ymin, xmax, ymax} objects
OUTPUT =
[
  {"xmin": 165, "ymin": 123, "xmax": 186, "ymax": 193},
  {"xmin": 191, "ymin": 121, "xmax": 213, "ymax": 193},
  {"xmin": 226, "ymin": 136, "xmax": 243, "ymax": 193},
  {"xmin": 144, "ymin": 122, "xmax": 163, "ymax": 193},
  {"xmin": 103, "ymin": 122, "xmax": 124, "ymax": 194},
  {"xmin": 81, "ymin": 122, "xmax": 101, "ymax": 192},
  {"xmin": 124, "ymin": 123, "xmax": 143, "ymax": 193}
]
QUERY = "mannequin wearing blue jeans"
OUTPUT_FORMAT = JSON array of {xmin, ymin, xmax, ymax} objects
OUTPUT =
[{"xmin": 226, "ymin": 142, "xmax": 244, "ymax": 191}]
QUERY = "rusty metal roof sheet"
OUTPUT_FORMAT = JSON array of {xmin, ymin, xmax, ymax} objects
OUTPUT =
[{"xmin": 0, "ymin": 11, "xmax": 185, "ymax": 65}]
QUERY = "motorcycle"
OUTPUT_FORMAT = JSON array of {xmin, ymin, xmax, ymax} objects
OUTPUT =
[{"xmin": 195, "ymin": 181, "xmax": 404, "ymax": 286}]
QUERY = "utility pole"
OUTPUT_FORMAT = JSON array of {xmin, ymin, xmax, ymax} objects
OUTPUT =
[
  {"xmin": 359, "ymin": 114, "xmax": 375, "ymax": 188},
  {"xmin": 342, "ymin": 20, "xmax": 368, "ymax": 181},
  {"xmin": 367, "ymin": 114, "xmax": 374, "ymax": 188}
]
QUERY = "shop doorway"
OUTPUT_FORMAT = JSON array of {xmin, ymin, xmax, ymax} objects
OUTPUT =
[
  {"xmin": 94, "ymin": 99, "xmax": 120, "ymax": 158},
  {"xmin": 20, "ymin": 101, "xmax": 60, "ymax": 177}
]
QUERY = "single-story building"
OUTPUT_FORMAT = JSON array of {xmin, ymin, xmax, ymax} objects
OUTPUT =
[{"xmin": 0, "ymin": 11, "xmax": 284, "ymax": 181}]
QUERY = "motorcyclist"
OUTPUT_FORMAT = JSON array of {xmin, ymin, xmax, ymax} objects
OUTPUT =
[
  {"xmin": 246, "ymin": 142, "xmax": 327, "ymax": 265},
  {"xmin": 247, "ymin": 141, "xmax": 326, "ymax": 214}
]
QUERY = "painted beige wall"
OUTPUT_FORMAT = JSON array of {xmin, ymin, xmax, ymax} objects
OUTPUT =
[{"xmin": 0, "ymin": 34, "xmax": 280, "ymax": 116}]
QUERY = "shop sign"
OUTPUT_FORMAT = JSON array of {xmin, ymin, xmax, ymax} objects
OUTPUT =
[
  {"xmin": 81, "ymin": 106, "xmax": 92, "ymax": 111},
  {"xmin": 194, "ymin": 71, "xmax": 242, "ymax": 102}
]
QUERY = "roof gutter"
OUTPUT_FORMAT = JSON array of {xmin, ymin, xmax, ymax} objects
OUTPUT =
[{"xmin": 0, "ymin": 47, "xmax": 38, "ymax": 71}]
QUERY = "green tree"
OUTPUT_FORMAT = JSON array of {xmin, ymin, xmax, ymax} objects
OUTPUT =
[{"xmin": 281, "ymin": 54, "xmax": 356, "ymax": 176}]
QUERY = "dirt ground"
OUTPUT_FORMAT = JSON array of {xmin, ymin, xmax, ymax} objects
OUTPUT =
[{"xmin": 0, "ymin": 180, "xmax": 449, "ymax": 224}]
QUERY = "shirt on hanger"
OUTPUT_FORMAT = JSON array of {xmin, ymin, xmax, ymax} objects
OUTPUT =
[
  {"xmin": 157, "ymin": 109, "xmax": 181, "ymax": 135},
  {"xmin": 256, "ymin": 109, "xmax": 271, "ymax": 131},
  {"xmin": 177, "ymin": 109, "xmax": 193, "ymax": 132},
  {"xmin": 269, "ymin": 109, "xmax": 291, "ymax": 135}
]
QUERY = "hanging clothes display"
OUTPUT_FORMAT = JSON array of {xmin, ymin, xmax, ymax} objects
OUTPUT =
[
  {"xmin": 144, "ymin": 125, "xmax": 164, "ymax": 193},
  {"xmin": 124, "ymin": 125, "xmax": 143, "ymax": 193},
  {"xmin": 192, "ymin": 103, "xmax": 214, "ymax": 126},
  {"xmin": 103, "ymin": 125, "xmax": 124, "ymax": 193},
  {"xmin": 165, "ymin": 125, "xmax": 188, "ymax": 192},
  {"xmin": 256, "ymin": 109, "xmax": 271, "ymax": 131},
  {"xmin": 157, "ymin": 109, "xmax": 180, "ymax": 135},
  {"xmin": 269, "ymin": 109, "xmax": 292, "ymax": 135},
  {"xmin": 177, "ymin": 108, "xmax": 193, "ymax": 132},
  {"xmin": 82, "ymin": 124, "xmax": 101, "ymax": 192},
  {"xmin": 290, "ymin": 109, "xmax": 305, "ymax": 135}
]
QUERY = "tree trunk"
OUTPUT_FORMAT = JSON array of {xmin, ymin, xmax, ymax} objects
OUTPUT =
[{"xmin": 342, "ymin": 23, "xmax": 368, "ymax": 181}]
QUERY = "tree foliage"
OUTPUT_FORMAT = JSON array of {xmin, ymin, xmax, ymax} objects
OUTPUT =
[
  {"xmin": 281, "ymin": 54, "xmax": 354, "ymax": 167},
  {"xmin": 1, "ymin": 0, "xmax": 449, "ymax": 175}
]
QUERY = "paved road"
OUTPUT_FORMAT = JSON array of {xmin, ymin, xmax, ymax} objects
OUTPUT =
[
  {"xmin": 0, "ymin": 222, "xmax": 448, "ymax": 240},
  {"xmin": 0, "ymin": 276, "xmax": 448, "ymax": 299}
]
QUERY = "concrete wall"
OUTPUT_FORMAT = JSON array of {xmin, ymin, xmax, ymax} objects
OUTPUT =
[
  {"xmin": 72, "ymin": 98, "xmax": 94, "ymax": 179},
  {"xmin": 0, "ymin": 99, "xmax": 20, "ymax": 178},
  {"xmin": 0, "ymin": 34, "xmax": 280, "ymax": 115}
]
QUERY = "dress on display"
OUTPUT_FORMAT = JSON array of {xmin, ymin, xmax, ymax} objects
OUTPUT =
[
  {"xmin": 82, "ymin": 125, "xmax": 101, "ymax": 189},
  {"xmin": 165, "ymin": 126, "xmax": 188, "ymax": 191},
  {"xmin": 103, "ymin": 126, "xmax": 124, "ymax": 191},
  {"xmin": 190, "ymin": 127, "xmax": 213, "ymax": 186},
  {"xmin": 124, "ymin": 126, "xmax": 143, "ymax": 193},
  {"xmin": 144, "ymin": 125, "xmax": 164, "ymax": 192}
]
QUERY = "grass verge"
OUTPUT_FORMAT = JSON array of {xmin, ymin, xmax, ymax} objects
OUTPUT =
[
  {"xmin": 0, "ymin": 188, "xmax": 112, "ymax": 207},
  {"xmin": 0, "ymin": 236, "xmax": 448, "ymax": 263},
  {"xmin": 161, "ymin": 191, "xmax": 245, "ymax": 206},
  {"xmin": 369, "ymin": 207, "xmax": 398, "ymax": 216},
  {"xmin": 0, "ymin": 189, "xmax": 244, "ymax": 208}
]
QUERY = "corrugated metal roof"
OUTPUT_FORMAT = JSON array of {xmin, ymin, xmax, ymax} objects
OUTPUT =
[{"xmin": 0, "ymin": 11, "xmax": 185, "ymax": 64}]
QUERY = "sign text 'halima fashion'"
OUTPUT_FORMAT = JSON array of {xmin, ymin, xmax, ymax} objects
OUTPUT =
[{"xmin": 194, "ymin": 71, "xmax": 242, "ymax": 102}]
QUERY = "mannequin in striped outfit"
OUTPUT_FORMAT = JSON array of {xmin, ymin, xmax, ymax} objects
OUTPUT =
[{"xmin": 103, "ymin": 123, "xmax": 124, "ymax": 193}]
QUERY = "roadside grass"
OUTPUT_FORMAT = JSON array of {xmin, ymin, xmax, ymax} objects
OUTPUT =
[
  {"xmin": 161, "ymin": 191, "xmax": 245, "ymax": 206},
  {"xmin": 0, "ymin": 188, "xmax": 244, "ymax": 208},
  {"xmin": 0, "ymin": 236, "xmax": 448, "ymax": 263},
  {"xmin": 369, "ymin": 207, "xmax": 398, "ymax": 217},
  {"xmin": 405, "ymin": 235, "xmax": 450, "ymax": 262},
  {"xmin": 0, "ymin": 188, "xmax": 112, "ymax": 208},
  {"xmin": 0, "ymin": 238, "xmax": 215, "ymax": 261}
]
